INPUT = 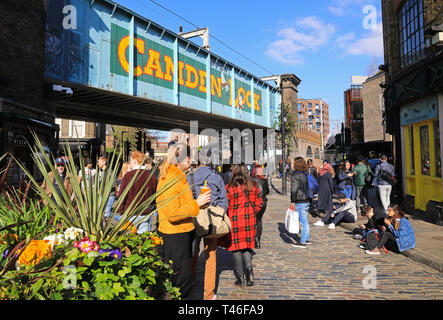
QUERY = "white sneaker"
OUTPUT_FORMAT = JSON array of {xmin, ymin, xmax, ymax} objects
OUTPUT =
[
  {"xmin": 365, "ymin": 249, "xmax": 380, "ymax": 255},
  {"xmin": 328, "ymin": 223, "xmax": 335, "ymax": 229},
  {"xmin": 314, "ymin": 221, "xmax": 324, "ymax": 227}
]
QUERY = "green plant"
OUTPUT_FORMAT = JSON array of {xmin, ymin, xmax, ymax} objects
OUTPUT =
[
  {"xmin": 0, "ymin": 231, "xmax": 180, "ymax": 300},
  {"xmin": 12, "ymin": 131, "xmax": 182, "ymax": 243},
  {"xmin": 0, "ymin": 195, "xmax": 57, "ymax": 271},
  {"xmin": 0, "ymin": 132, "xmax": 190, "ymax": 300}
]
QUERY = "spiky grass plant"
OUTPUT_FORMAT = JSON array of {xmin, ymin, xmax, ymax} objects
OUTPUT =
[{"xmin": 12, "ymin": 131, "xmax": 182, "ymax": 243}]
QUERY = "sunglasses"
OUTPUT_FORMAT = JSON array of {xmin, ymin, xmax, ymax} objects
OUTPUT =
[{"xmin": 57, "ymin": 163, "xmax": 65, "ymax": 167}]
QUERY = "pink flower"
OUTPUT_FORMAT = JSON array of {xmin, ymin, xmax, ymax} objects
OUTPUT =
[
  {"xmin": 74, "ymin": 236, "xmax": 100, "ymax": 253},
  {"xmin": 78, "ymin": 239, "xmax": 94, "ymax": 253}
]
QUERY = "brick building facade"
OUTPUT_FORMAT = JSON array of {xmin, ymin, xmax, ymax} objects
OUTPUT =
[
  {"xmin": 362, "ymin": 72, "xmax": 392, "ymax": 143},
  {"xmin": 381, "ymin": 0, "xmax": 443, "ymax": 213},
  {"xmin": 297, "ymin": 98, "xmax": 330, "ymax": 146},
  {"xmin": 0, "ymin": 0, "xmax": 58, "ymax": 184}
]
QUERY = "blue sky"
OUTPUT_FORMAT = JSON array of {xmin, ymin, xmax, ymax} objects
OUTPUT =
[{"xmin": 115, "ymin": 0, "xmax": 384, "ymax": 137}]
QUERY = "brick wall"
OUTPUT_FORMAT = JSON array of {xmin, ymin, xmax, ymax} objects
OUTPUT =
[
  {"xmin": 362, "ymin": 72, "xmax": 392, "ymax": 142},
  {"xmin": 0, "ymin": 0, "xmax": 47, "ymax": 111}
]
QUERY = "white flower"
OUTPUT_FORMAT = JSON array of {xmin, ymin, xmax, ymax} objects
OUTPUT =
[
  {"xmin": 43, "ymin": 234, "xmax": 57, "ymax": 249},
  {"xmin": 55, "ymin": 234, "xmax": 66, "ymax": 246},
  {"xmin": 44, "ymin": 234, "xmax": 66, "ymax": 248},
  {"xmin": 64, "ymin": 227, "xmax": 84, "ymax": 241}
]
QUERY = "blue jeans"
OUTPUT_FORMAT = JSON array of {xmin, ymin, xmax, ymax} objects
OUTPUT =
[
  {"xmin": 296, "ymin": 202, "xmax": 310, "ymax": 244},
  {"xmin": 104, "ymin": 195, "xmax": 116, "ymax": 218},
  {"xmin": 341, "ymin": 185, "xmax": 352, "ymax": 199},
  {"xmin": 112, "ymin": 213, "xmax": 156, "ymax": 234}
]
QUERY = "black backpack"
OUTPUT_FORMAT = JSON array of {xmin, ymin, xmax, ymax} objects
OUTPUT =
[
  {"xmin": 365, "ymin": 230, "xmax": 379, "ymax": 250},
  {"xmin": 379, "ymin": 168, "xmax": 397, "ymax": 186}
]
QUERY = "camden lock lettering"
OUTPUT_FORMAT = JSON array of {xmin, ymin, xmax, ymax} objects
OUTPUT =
[{"xmin": 110, "ymin": 24, "xmax": 262, "ymax": 115}]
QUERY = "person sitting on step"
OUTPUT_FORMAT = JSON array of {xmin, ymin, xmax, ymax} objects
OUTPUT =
[{"xmin": 313, "ymin": 193, "xmax": 357, "ymax": 229}]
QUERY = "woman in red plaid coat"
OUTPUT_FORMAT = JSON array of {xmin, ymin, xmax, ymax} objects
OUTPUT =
[{"xmin": 225, "ymin": 164, "xmax": 263, "ymax": 287}]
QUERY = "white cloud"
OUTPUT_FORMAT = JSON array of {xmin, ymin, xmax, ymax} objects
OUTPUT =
[
  {"xmin": 336, "ymin": 23, "xmax": 384, "ymax": 57},
  {"xmin": 328, "ymin": 6, "xmax": 345, "ymax": 16},
  {"xmin": 266, "ymin": 16, "xmax": 335, "ymax": 65},
  {"xmin": 328, "ymin": 0, "xmax": 379, "ymax": 17}
]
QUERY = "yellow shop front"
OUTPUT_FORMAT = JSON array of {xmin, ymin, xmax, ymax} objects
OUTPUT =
[{"xmin": 402, "ymin": 95, "xmax": 442, "ymax": 211}]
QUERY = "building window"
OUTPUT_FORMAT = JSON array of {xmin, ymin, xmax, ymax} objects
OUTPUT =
[
  {"xmin": 419, "ymin": 124, "xmax": 430, "ymax": 176},
  {"xmin": 434, "ymin": 120, "xmax": 441, "ymax": 178},
  {"xmin": 69, "ymin": 120, "xmax": 86, "ymax": 138},
  {"xmin": 306, "ymin": 146, "xmax": 312, "ymax": 158},
  {"xmin": 399, "ymin": 0, "xmax": 425, "ymax": 67}
]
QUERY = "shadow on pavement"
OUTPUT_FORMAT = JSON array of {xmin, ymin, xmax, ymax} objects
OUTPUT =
[
  {"xmin": 277, "ymin": 222, "xmax": 299, "ymax": 244},
  {"xmin": 269, "ymin": 178, "xmax": 283, "ymax": 195}
]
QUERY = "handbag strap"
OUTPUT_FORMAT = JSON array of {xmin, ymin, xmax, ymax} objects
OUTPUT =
[{"xmin": 239, "ymin": 186, "xmax": 258, "ymax": 215}]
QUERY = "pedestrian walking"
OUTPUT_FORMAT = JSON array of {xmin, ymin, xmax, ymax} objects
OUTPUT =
[
  {"xmin": 373, "ymin": 154, "xmax": 396, "ymax": 212},
  {"xmin": 307, "ymin": 159, "xmax": 318, "ymax": 180},
  {"xmin": 77, "ymin": 158, "xmax": 96, "ymax": 190},
  {"xmin": 366, "ymin": 204, "xmax": 415, "ymax": 255},
  {"xmin": 118, "ymin": 151, "xmax": 158, "ymax": 232},
  {"xmin": 314, "ymin": 193, "xmax": 357, "ymax": 229},
  {"xmin": 368, "ymin": 151, "xmax": 381, "ymax": 170},
  {"xmin": 290, "ymin": 157, "xmax": 310, "ymax": 248},
  {"xmin": 353, "ymin": 157, "xmax": 372, "ymax": 214},
  {"xmin": 187, "ymin": 152, "xmax": 228, "ymax": 301},
  {"xmin": 317, "ymin": 162, "xmax": 334, "ymax": 215},
  {"xmin": 251, "ymin": 164, "xmax": 270, "ymax": 249},
  {"xmin": 336, "ymin": 160, "xmax": 355, "ymax": 200},
  {"xmin": 155, "ymin": 144, "xmax": 211, "ymax": 299},
  {"xmin": 41, "ymin": 157, "xmax": 73, "ymax": 205},
  {"xmin": 97, "ymin": 156, "xmax": 116, "ymax": 218},
  {"xmin": 306, "ymin": 159, "xmax": 318, "ymax": 212},
  {"xmin": 226, "ymin": 164, "xmax": 263, "ymax": 287},
  {"xmin": 278, "ymin": 160, "xmax": 283, "ymax": 179},
  {"xmin": 116, "ymin": 161, "xmax": 130, "ymax": 194}
]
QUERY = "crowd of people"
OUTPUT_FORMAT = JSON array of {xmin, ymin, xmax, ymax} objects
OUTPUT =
[
  {"xmin": 41, "ymin": 144, "xmax": 270, "ymax": 300},
  {"xmin": 41, "ymin": 146, "xmax": 416, "ymax": 300},
  {"xmin": 289, "ymin": 153, "xmax": 415, "ymax": 256}
]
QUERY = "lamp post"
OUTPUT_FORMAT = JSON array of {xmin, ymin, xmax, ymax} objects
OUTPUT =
[{"xmin": 260, "ymin": 75, "xmax": 286, "ymax": 195}]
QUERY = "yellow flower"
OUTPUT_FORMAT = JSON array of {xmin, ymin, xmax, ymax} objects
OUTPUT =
[
  {"xmin": 151, "ymin": 236, "xmax": 163, "ymax": 246},
  {"xmin": 17, "ymin": 240, "xmax": 52, "ymax": 266},
  {"xmin": 122, "ymin": 222, "xmax": 138, "ymax": 235}
]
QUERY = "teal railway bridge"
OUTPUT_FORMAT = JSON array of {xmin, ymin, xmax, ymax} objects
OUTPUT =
[{"xmin": 45, "ymin": 0, "xmax": 281, "ymax": 133}]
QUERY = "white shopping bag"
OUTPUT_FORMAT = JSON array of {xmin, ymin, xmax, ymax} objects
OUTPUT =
[{"xmin": 285, "ymin": 205, "xmax": 299, "ymax": 234}]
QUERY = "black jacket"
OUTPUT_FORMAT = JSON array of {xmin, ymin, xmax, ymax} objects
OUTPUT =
[
  {"xmin": 290, "ymin": 171, "xmax": 309, "ymax": 204},
  {"xmin": 252, "ymin": 177, "xmax": 270, "ymax": 202}
]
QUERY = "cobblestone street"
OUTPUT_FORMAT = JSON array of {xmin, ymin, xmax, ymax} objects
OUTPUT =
[{"xmin": 191, "ymin": 185, "xmax": 443, "ymax": 300}]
